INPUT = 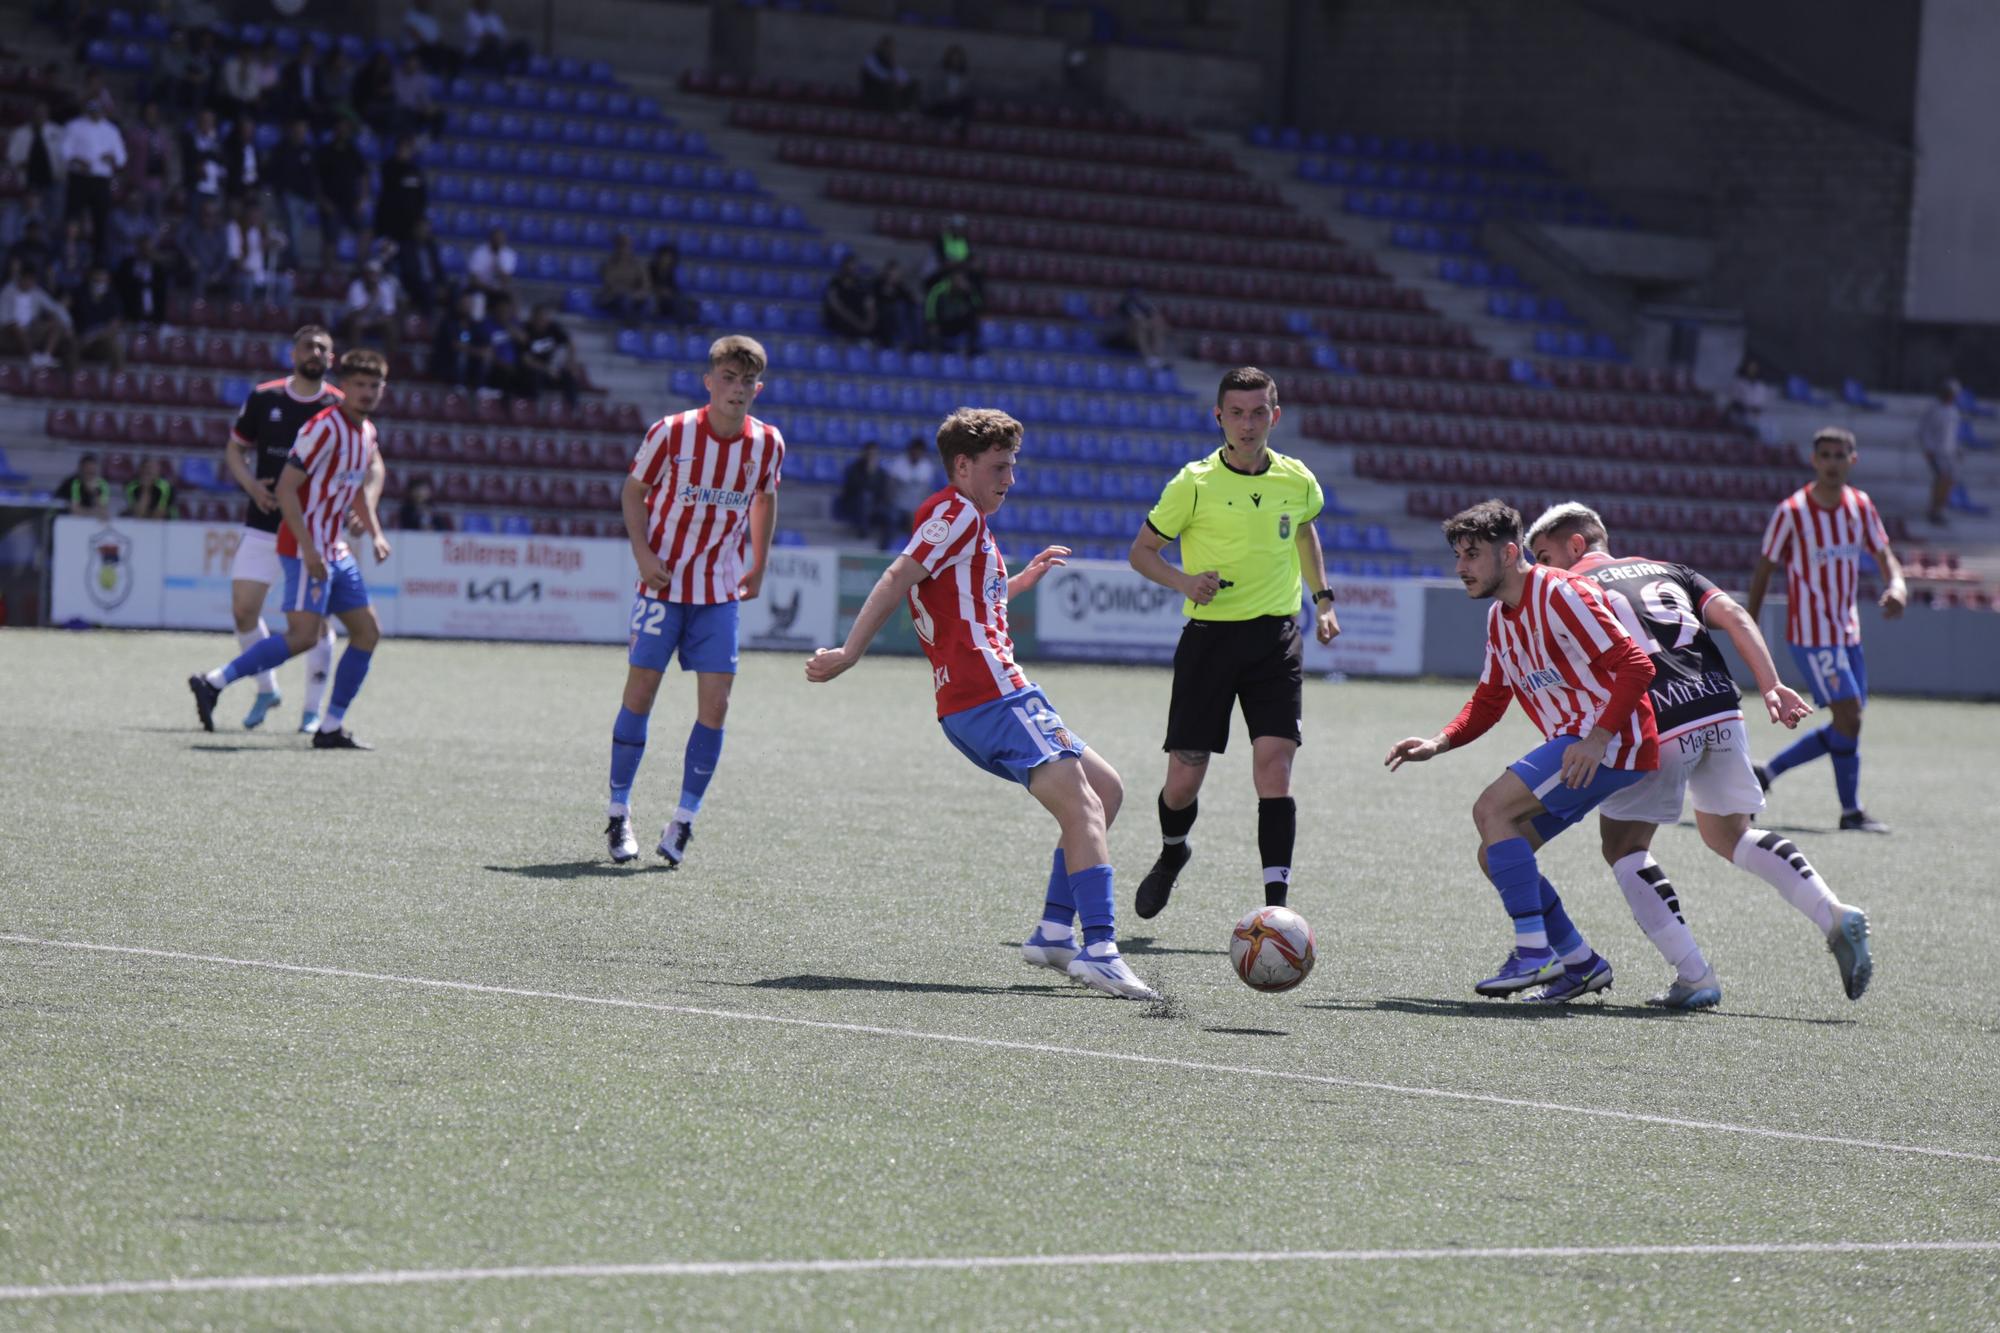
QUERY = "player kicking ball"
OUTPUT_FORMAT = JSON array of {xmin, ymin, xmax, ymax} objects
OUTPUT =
[
  {"xmin": 188, "ymin": 349, "xmax": 392, "ymax": 749},
  {"xmin": 1527, "ymin": 502, "xmax": 1873, "ymax": 1006},
  {"xmin": 807, "ymin": 408, "xmax": 1158, "ymax": 1001},
  {"xmin": 1385, "ymin": 500, "xmax": 1660, "ymax": 1003}
]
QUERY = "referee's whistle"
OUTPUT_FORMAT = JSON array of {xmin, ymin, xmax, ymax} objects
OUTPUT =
[{"xmin": 1217, "ymin": 579, "xmax": 1235, "ymax": 589}]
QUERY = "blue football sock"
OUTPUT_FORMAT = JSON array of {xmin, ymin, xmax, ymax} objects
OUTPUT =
[
  {"xmin": 1768, "ymin": 724, "xmax": 1833, "ymax": 779},
  {"xmin": 1041, "ymin": 847, "xmax": 1073, "ymax": 930},
  {"xmin": 1825, "ymin": 728, "xmax": 1861, "ymax": 811},
  {"xmin": 322, "ymin": 646, "xmax": 371, "ymax": 725},
  {"xmin": 219, "ymin": 633, "xmax": 293, "ymax": 686},
  {"xmin": 1538, "ymin": 876, "xmax": 1587, "ymax": 959},
  {"xmin": 609, "ymin": 706, "xmax": 649, "ymax": 807},
  {"xmin": 1069, "ymin": 862, "xmax": 1115, "ymax": 948},
  {"xmin": 676, "ymin": 722, "xmax": 724, "ymax": 818},
  {"xmin": 1484, "ymin": 837, "xmax": 1548, "ymax": 949}
]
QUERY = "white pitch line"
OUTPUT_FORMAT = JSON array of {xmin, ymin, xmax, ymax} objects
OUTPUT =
[
  {"xmin": 3, "ymin": 1241, "xmax": 1998, "ymax": 1302},
  {"xmin": 5, "ymin": 933, "xmax": 1999, "ymax": 1167}
]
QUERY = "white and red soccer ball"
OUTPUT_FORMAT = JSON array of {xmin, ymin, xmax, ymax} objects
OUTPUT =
[{"xmin": 1229, "ymin": 906, "xmax": 1316, "ymax": 993}]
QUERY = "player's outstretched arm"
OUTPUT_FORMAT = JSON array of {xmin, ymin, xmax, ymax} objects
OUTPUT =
[
  {"xmin": 1392, "ymin": 674, "xmax": 1512, "ymax": 771},
  {"xmin": 1007, "ymin": 544, "xmax": 1069, "ymax": 599},
  {"xmin": 1703, "ymin": 591, "xmax": 1810, "ymax": 727},
  {"xmin": 1384, "ymin": 734, "xmax": 1448, "ymax": 770},
  {"xmin": 622, "ymin": 475, "xmax": 669, "ymax": 591},
  {"xmin": 807, "ymin": 554, "xmax": 929, "ymax": 683},
  {"xmin": 1129, "ymin": 525, "xmax": 1219, "ymax": 604}
]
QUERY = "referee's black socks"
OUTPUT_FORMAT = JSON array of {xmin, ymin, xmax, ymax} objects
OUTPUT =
[
  {"xmin": 1259, "ymin": 796, "xmax": 1296, "ymax": 907},
  {"xmin": 1158, "ymin": 791, "xmax": 1197, "ymax": 843}
]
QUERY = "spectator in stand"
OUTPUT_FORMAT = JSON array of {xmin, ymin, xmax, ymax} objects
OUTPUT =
[
  {"xmin": 597, "ymin": 230, "xmax": 649, "ymax": 328},
  {"xmin": 53, "ymin": 453, "xmax": 111, "ymax": 517},
  {"xmin": 61, "ymin": 97, "xmax": 124, "ymax": 261},
  {"xmin": 466, "ymin": 226, "xmax": 516, "ymax": 318},
  {"xmin": 183, "ymin": 107, "xmax": 226, "ymax": 201},
  {"xmin": 116, "ymin": 232, "xmax": 171, "ymax": 324},
  {"xmin": 153, "ymin": 27, "xmax": 205, "ymax": 111},
  {"xmin": 465, "ymin": 0, "xmax": 531, "ymax": 73},
  {"xmin": 835, "ymin": 439, "xmax": 892, "ymax": 546},
  {"xmin": 6, "ymin": 102, "xmax": 65, "ymax": 222},
  {"xmin": 177, "ymin": 197, "xmax": 232, "ymax": 295},
  {"xmin": 521, "ymin": 302, "xmax": 580, "ymax": 406},
  {"xmin": 402, "ymin": 0, "xmax": 458, "ymax": 77},
  {"xmin": 390, "ymin": 54, "xmax": 443, "ymax": 142},
  {"xmin": 0, "ymin": 263, "xmax": 76, "ymax": 369},
  {"xmin": 822, "ymin": 254, "xmax": 877, "ymax": 340},
  {"xmin": 321, "ymin": 48, "xmax": 359, "ymax": 125},
  {"xmin": 1113, "ymin": 285, "xmax": 1171, "ymax": 369},
  {"xmin": 859, "ymin": 35, "xmax": 917, "ymax": 116},
  {"xmin": 71, "ymin": 264, "xmax": 125, "ymax": 371},
  {"xmin": 397, "ymin": 476, "xmax": 451, "ymax": 531},
  {"xmin": 219, "ymin": 41, "xmax": 264, "ymax": 117},
  {"xmin": 927, "ymin": 45, "xmax": 973, "ymax": 137},
  {"xmin": 923, "ymin": 267, "xmax": 982, "ymax": 355},
  {"xmin": 78, "ymin": 70, "xmax": 119, "ymax": 120},
  {"xmin": 1918, "ymin": 379, "xmax": 1963, "ymax": 527},
  {"xmin": 268, "ymin": 118, "xmax": 319, "ymax": 265},
  {"xmin": 648, "ymin": 241, "xmax": 697, "ymax": 323},
  {"xmin": 931, "ymin": 212, "xmax": 981, "ymax": 292},
  {"xmin": 220, "ymin": 113, "xmax": 261, "ymax": 200},
  {"xmin": 373, "ymin": 135, "xmax": 428, "ymax": 247},
  {"xmin": 396, "ymin": 215, "xmax": 449, "ymax": 317},
  {"xmin": 431, "ymin": 287, "xmax": 477, "ymax": 386},
  {"xmin": 6, "ymin": 217, "xmax": 54, "ymax": 277},
  {"xmin": 125, "ymin": 455, "xmax": 176, "ymax": 519},
  {"xmin": 315, "ymin": 116, "xmax": 369, "ymax": 259},
  {"xmin": 276, "ymin": 40, "xmax": 326, "ymax": 127},
  {"xmin": 873, "ymin": 258, "xmax": 919, "ymax": 350},
  {"xmin": 123, "ymin": 101, "xmax": 181, "ymax": 224},
  {"xmin": 343, "ymin": 259, "xmax": 400, "ymax": 348},
  {"xmin": 882, "ymin": 434, "xmax": 941, "ymax": 542},
  {"xmin": 48, "ymin": 219, "xmax": 91, "ymax": 299},
  {"xmin": 474, "ymin": 291, "xmax": 529, "ymax": 397},
  {"xmin": 1728, "ymin": 355, "xmax": 1770, "ymax": 438},
  {"xmin": 226, "ymin": 199, "xmax": 292, "ymax": 307},
  {"xmin": 353, "ymin": 51, "xmax": 398, "ymax": 138}
]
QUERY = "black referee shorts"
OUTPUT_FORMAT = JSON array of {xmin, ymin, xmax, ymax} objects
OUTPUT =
[{"xmin": 1163, "ymin": 614, "xmax": 1304, "ymax": 754}]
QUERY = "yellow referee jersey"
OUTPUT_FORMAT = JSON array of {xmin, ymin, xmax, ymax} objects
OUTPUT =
[{"xmin": 1145, "ymin": 448, "xmax": 1324, "ymax": 620}]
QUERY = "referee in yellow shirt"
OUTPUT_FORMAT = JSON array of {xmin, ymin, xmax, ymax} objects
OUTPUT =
[{"xmin": 1127, "ymin": 366, "xmax": 1340, "ymax": 918}]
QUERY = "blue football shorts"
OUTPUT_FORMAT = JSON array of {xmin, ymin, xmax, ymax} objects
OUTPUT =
[
  {"xmin": 1508, "ymin": 734, "xmax": 1650, "ymax": 843},
  {"xmin": 279, "ymin": 553, "xmax": 370, "ymax": 617},
  {"xmin": 627, "ymin": 594, "xmax": 740, "ymax": 674},
  {"xmin": 940, "ymin": 685, "xmax": 1088, "ymax": 786},
  {"xmin": 1791, "ymin": 642, "xmax": 1867, "ymax": 706}
]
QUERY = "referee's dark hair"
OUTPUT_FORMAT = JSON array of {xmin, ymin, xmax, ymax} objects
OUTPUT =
[
  {"xmin": 1215, "ymin": 365, "xmax": 1278, "ymax": 407},
  {"xmin": 1442, "ymin": 498, "xmax": 1523, "ymax": 551}
]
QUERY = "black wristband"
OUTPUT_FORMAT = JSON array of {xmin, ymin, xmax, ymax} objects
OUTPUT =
[{"xmin": 1312, "ymin": 588, "xmax": 1335, "ymax": 606}]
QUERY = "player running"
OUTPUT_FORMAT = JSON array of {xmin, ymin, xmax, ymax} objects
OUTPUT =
[
  {"xmin": 1126, "ymin": 366, "xmax": 1340, "ymax": 921},
  {"xmin": 1747, "ymin": 427, "xmax": 1907, "ymax": 832},
  {"xmin": 806, "ymin": 408, "xmax": 1158, "ymax": 1001},
  {"xmin": 1385, "ymin": 500, "xmax": 1659, "ymax": 1003},
  {"xmin": 605, "ymin": 335, "xmax": 782, "ymax": 866},
  {"xmin": 220, "ymin": 325, "xmax": 341, "ymax": 731},
  {"xmin": 1528, "ymin": 502, "xmax": 1874, "ymax": 1007},
  {"xmin": 188, "ymin": 349, "xmax": 392, "ymax": 749}
]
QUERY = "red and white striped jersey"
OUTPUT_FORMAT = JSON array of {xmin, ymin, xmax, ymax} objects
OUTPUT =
[
  {"xmin": 276, "ymin": 404, "xmax": 377, "ymax": 561},
  {"xmin": 1760, "ymin": 485, "xmax": 1890, "ymax": 647},
  {"xmin": 902, "ymin": 487, "xmax": 1029, "ymax": 716},
  {"xmin": 629, "ymin": 407, "xmax": 784, "ymax": 605},
  {"xmin": 1476, "ymin": 565, "xmax": 1659, "ymax": 771}
]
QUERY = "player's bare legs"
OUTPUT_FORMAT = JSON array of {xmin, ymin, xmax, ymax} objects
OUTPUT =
[
  {"xmin": 1135, "ymin": 749, "xmax": 1206, "ymax": 919},
  {"xmin": 1251, "ymin": 735, "xmax": 1298, "ymax": 906},
  {"xmin": 1029, "ymin": 755, "xmax": 1156, "ymax": 999},
  {"xmin": 622, "ymin": 663, "xmax": 665, "ymax": 715},
  {"xmin": 1695, "ymin": 809, "xmax": 1872, "ymax": 1000}
]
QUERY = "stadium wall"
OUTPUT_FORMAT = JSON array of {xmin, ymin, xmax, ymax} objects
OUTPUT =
[{"xmin": 1297, "ymin": 0, "xmax": 1914, "ymax": 386}]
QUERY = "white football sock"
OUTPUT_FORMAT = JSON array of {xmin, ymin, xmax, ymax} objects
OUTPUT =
[
  {"xmin": 238, "ymin": 621, "xmax": 279, "ymax": 694},
  {"xmin": 1613, "ymin": 852, "xmax": 1709, "ymax": 982},
  {"xmin": 1733, "ymin": 829, "xmax": 1841, "ymax": 936},
  {"xmin": 302, "ymin": 626, "xmax": 336, "ymax": 716},
  {"xmin": 672, "ymin": 805, "xmax": 698, "ymax": 827},
  {"xmin": 203, "ymin": 666, "xmax": 230, "ymax": 688},
  {"xmin": 607, "ymin": 800, "xmax": 630, "ymax": 819},
  {"xmin": 318, "ymin": 707, "xmax": 345, "ymax": 733}
]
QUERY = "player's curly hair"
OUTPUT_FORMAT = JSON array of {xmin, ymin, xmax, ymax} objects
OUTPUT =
[
  {"xmin": 1442, "ymin": 498, "xmax": 1523, "ymax": 551},
  {"xmin": 338, "ymin": 348, "xmax": 388, "ymax": 380},
  {"xmin": 935, "ymin": 407, "xmax": 1023, "ymax": 472}
]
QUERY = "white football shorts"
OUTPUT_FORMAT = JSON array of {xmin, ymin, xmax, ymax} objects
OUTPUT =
[
  {"xmin": 1598, "ymin": 715, "xmax": 1765, "ymax": 825},
  {"xmin": 229, "ymin": 527, "xmax": 281, "ymax": 586}
]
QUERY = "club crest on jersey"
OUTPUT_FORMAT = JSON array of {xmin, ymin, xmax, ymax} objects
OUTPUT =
[
  {"xmin": 1278, "ymin": 513, "xmax": 1291, "ymax": 539},
  {"xmin": 919, "ymin": 517, "xmax": 952, "ymax": 545}
]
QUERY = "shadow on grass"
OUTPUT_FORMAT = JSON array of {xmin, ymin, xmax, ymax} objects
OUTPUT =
[
  {"xmin": 724, "ymin": 974, "xmax": 1085, "ymax": 999},
  {"xmin": 485, "ymin": 861, "xmax": 675, "ymax": 880},
  {"xmin": 1306, "ymin": 996, "xmax": 1856, "ymax": 1026},
  {"xmin": 991, "ymin": 935, "xmax": 1227, "ymax": 958},
  {"xmin": 1204, "ymin": 1026, "xmax": 1290, "ymax": 1037},
  {"xmin": 189, "ymin": 743, "xmax": 289, "ymax": 753}
]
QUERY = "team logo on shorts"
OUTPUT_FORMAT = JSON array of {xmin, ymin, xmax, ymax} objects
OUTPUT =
[
  {"xmin": 919, "ymin": 518, "xmax": 952, "ymax": 545},
  {"xmin": 1029, "ymin": 705, "xmax": 1075, "ymax": 750},
  {"xmin": 1278, "ymin": 513, "xmax": 1291, "ymax": 539}
]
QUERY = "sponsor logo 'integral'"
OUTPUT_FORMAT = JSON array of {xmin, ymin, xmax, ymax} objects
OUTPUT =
[
  {"xmin": 679, "ymin": 483, "xmax": 753, "ymax": 509},
  {"xmin": 1054, "ymin": 572, "xmax": 1179, "ymax": 621}
]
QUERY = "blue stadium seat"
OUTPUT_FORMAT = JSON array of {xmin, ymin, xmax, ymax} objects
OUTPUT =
[{"xmin": 462, "ymin": 513, "xmax": 495, "ymax": 533}]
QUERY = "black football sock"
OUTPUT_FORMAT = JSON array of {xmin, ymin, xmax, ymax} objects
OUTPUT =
[{"xmin": 1258, "ymin": 796, "xmax": 1296, "ymax": 907}]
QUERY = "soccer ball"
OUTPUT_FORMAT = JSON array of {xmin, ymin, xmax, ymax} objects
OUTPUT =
[{"xmin": 1230, "ymin": 906, "xmax": 1316, "ymax": 993}]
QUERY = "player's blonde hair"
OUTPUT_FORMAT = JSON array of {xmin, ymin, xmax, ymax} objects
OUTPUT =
[
  {"xmin": 1812, "ymin": 426, "xmax": 1857, "ymax": 452},
  {"xmin": 1526, "ymin": 501, "xmax": 1609, "ymax": 553},
  {"xmin": 708, "ymin": 335, "xmax": 768, "ymax": 378},
  {"xmin": 935, "ymin": 407, "xmax": 1023, "ymax": 473}
]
